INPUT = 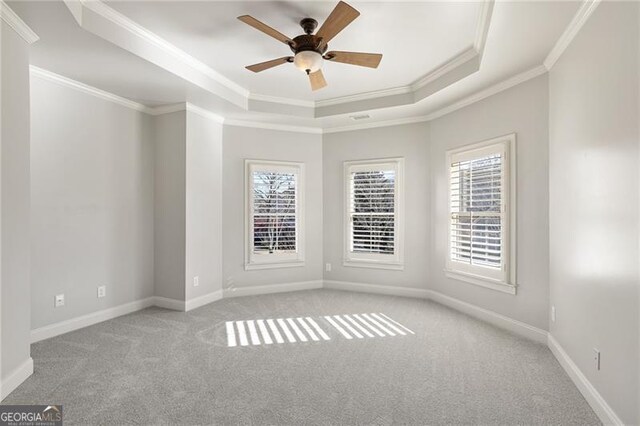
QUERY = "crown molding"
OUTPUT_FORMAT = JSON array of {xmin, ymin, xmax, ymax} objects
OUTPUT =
[
  {"xmin": 248, "ymin": 44, "xmax": 476, "ymax": 111},
  {"xmin": 224, "ymin": 118, "xmax": 322, "ymax": 135},
  {"xmin": 323, "ymin": 65, "xmax": 547, "ymax": 134},
  {"xmin": 29, "ymin": 65, "xmax": 152, "ymax": 113},
  {"xmin": 63, "ymin": 0, "xmax": 492, "ymax": 117},
  {"xmin": 323, "ymin": 115, "xmax": 430, "ymax": 134},
  {"xmin": 543, "ymin": 0, "xmax": 602, "ymax": 70},
  {"xmin": 186, "ymin": 103, "xmax": 225, "ymax": 123},
  {"xmin": 410, "ymin": 47, "xmax": 478, "ymax": 92},
  {"xmin": 422, "ymin": 65, "xmax": 547, "ymax": 122},
  {"xmin": 474, "ymin": 0, "xmax": 494, "ymax": 57},
  {"xmin": 78, "ymin": 0, "xmax": 248, "ymax": 99},
  {"xmin": 147, "ymin": 103, "xmax": 185, "ymax": 116},
  {"xmin": 249, "ymin": 93, "xmax": 315, "ymax": 108},
  {"xmin": 30, "ymin": 62, "xmax": 546, "ymax": 136},
  {"xmin": 314, "ymin": 0, "xmax": 492, "ymax": 107},
  {"xmin": 245, "ymin": 47, "xmax": 477, "ymax": 111},
  {"xmin": 315, "ymin": 85, "xmax": 412, "ymax": 108},
  {"xmin": 0, "ymin": 1, "xmax": 39, "ymax": 44}
]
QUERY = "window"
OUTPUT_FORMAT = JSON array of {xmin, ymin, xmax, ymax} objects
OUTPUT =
[
  {"xmin": 245, "ymin": 160, "xmax": 304, "ymax": 270},
  {"xmin": 446, "ymin": 134, "xmax": 516, "ymax": 294},
  {"xmin": 344, "ymin": 158, "xmax": 404, "ymax": 270}
]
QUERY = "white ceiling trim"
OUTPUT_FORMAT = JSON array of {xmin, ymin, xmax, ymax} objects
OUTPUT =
[
  {"xmin": 225, "ymin": 118, "xmax": 322, "ymax": 135},
  {"xmin": 422, "ymin": 64, "xmax": 547, "ymax": 121},
  {"xmin": 76, "ymin": 0, "xmax": 248, "ymax": 99},
  {"xmin": 29, "ymin": 65, "xmax": 151, "ymax": 113},
  {"xmin": 323, "ymin": 64, "xmax": 547, "ymax": 134},
  {"xmin": 313, "ymin": 46, "xmax": 479, "ymax": 109},
  {"xmin": 315, "ymin": 85, "xmax": 412, "ymax": 108},
  {"xmin": 0, "ymin": 1, "xmax": 39, "ymax": 44},
  {"xmin": 25, "ymin": 70, "xmax": 320, "ymax": 134},
  {"xmin": 323, "ymin": 115, "xmax": 430, "ymax": 134},
  {"xmin": 543, "ymin": 0, "xmax": 601, "ymax": 70},
  {"xmin": 249, "ymin": 93, "xmax": 315, "ymax": 108},
  {"xmin": 24, "ymin": 0, "xmax": 601, "ymax": 135},
  {"xmin": 303, "ymin": 0, "xmax": 494, "ymax": 109},
  {"xmin": 30, "ymin": 63, "xmax": 546, "ymax": 135},
  {"xmin": 409, "ymin": 47, "xmax": 478, "ymax": 92},
  {"xmin": 147, "ymin": 103, "xmax": 185, "ymax": 116},
  {"xmin": 63, "ymin": 0, "xmax": 493, "ymax": 116},
  {"xmin": 186, "ymin": 103, "xmax": 225, "ymax": 124},
  {"xmin": 474, "ymin": 0, "xmax": 494, "ymax": 56}
]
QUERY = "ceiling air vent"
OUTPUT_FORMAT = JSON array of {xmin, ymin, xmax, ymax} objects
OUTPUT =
[{"xmin": 350, "ymin": 114, "xmax": 370, "ymax": 121}]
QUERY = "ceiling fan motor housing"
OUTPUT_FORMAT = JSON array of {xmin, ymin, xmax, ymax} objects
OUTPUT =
[{"xmin": 290, "ymin": 18, "xmax": 328, "ymax": 56}]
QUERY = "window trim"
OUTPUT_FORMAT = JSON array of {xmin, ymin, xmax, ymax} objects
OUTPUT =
[
  {"xmin": 343, "ymin": 157, "xmax": 405, "ymax": 271},
  {"xmin": 445, "ymin": 134, "xmax": 517, "ymax": 294},
  {"xmin": 244, "ymin": 159, "xmax": 305, "ymax": 271}
]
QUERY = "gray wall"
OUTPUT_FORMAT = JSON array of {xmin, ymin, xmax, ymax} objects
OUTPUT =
[
  {"xmin": 429, "ymin": 75, "xmax": 550, "ymax": 331},
  {"xmin": 323, "ymin": 123, "xmax": 430, "ymax": 289},
  {"xmin": 1, "ymin": 22, "xmax": 32, "ymax": 391},
  {"xmin": 222, "ymin": 126, "xmax": 323, "ymax": 290},
  {"xmin": 153, "ymin": 111, "xmax": 186, "ymax": 301},
  {"xmin": 548, "ymin": 2, "xmax": 639, "ymax": 424},
  {"xmin": 185, "ymin": 111, "xmax": 223, "ymax": 300},
  {"xmin": 322, "ymin": 76, "xmax": 549, "ymax": 331},
  {"xmin": 30, "ymin": 76, "xmax": 155, "ymax": 329}
]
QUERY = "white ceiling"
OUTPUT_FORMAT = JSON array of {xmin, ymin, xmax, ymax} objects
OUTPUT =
[
  {"xmin": 9, "ymin": 1, "xmax": 581, "ymax": 130},
  {"xmin": 105, "ymin": 1, "xmax": 483, "ymax": 101},
  {"xmin": 8, "ymin": 1, "xmax": 189, "ymax": 107}
]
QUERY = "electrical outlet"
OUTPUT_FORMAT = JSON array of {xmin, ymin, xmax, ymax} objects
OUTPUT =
[
  {"xmin": 551, "ymin": 305, "xmax": 556, "ymax": 322},
  {"xmin": 54, "ymin": 294, "xmax": 65, "ymax": 308},
  {"xmin": 97, "ymin": 285, "xmax": 106, "ymax": 298},
  {"xmin": 193, "ymin": 276, "xmax": 199, "ymax": 287},
  {"xmin": 593, "ymin": 348, "xmax": 601, "ymax": 370},
  {"xmin": 325, "ymin": 263, "xmax": 332, "ymax": 272}
]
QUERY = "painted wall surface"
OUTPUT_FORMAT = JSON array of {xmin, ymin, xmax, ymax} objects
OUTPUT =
[
  {"xmin": 222, "ymin": 126, "xmax": 323, "ymax": 290},
  {"xmin": 30, "ymin": 77, "xmax": 154, "ymax": 329},
  {"xmin": 1, "ymin": 23, "xmax": 32, "ymax": 390},
  {"xmin": 429, "ymin": 75, "xmax": 550, "ymax": 330},
  {"xmin": 153, "ymin": 111, "xmax": 186, "ymax": 301},
  {"xmin": 322, "ymin": 123, "xmax": 430, "ymax": 289},
  {"xmin": 185, "ymin": 111, "xmax": 223, "ymax": 300},
  {"xmin": 548, "ymin": 2, "xmax": 639, "ymax": 424}
]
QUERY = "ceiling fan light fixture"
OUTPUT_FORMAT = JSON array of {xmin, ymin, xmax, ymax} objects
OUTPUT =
[{"xmin": 294, "ymin": 51, "xmax": 323, "ymax": 74}]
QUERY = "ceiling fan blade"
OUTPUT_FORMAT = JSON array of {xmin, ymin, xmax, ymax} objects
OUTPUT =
[
  {"xmin": 316, "ymin": 1, "xmax": 360, "ymax": 44},
  {"xmin": 245, "ymin": 57, "xmax": 293, "ymax": 73},
  {"xmin": 309, "ymin": 70, "xmax": 327, "ymax": 91},
  {"xmin": 325, "ymin": 51, "xmax": 383, "ymax": 68},
  {"xmin": 238, "ymin": 15, "xmax": 292, "ymax": 45}
]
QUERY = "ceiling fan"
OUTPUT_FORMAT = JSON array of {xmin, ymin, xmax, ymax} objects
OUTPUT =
[{"xmin": 238, "ymin": 1, "xmax": 383, "ymax": 91}]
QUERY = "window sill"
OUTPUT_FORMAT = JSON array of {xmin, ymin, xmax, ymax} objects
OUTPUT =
[
  {"xmin": 444, "ymin": 269, "xmax": 516, "ymax": 295},
  {"xmin": 343, "ymin": 260, "xmax": 404, "ymax": 271},
  {"xmin": 245, "ymin": 260, "xmax": 305, "ymax": 271}
]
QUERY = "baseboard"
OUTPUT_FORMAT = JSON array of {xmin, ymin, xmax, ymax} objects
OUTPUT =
[
  {"xmin": 223, "ymin": 280, "xmax": 323, "ymax": 298},
  {"xmin": 426, "ymin": 290, "xmax": 548, "ymax": 344},
  {"xmin": 31, "ymin": 297, "xmax": 155, "ymax": 343},
  {"xmin": 0, "ymin": 357, "xmax": 33, "ymax": 401},
  {"xmin": 324, "ymin": 280, "xmax": 429, "ymax": 299},
  {"xmin": 152, "ymin": 296, "xmax": 186, "ymax": 311},
  {"xmin": 547, "ymin": 334, "xmax": 623, "ymax": 425},
  {"xmin": 29, "ymin": 292, "xmax": 223, "ymax": 344},
  {"xmin": 185, "ymin": 290, "xmax": 223, "ymax": 312}
]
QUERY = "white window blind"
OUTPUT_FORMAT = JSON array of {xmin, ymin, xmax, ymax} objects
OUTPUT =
[
  {"xmin": 344, "ymin": 159, "xmax": 404, "ymax": 270},
  {"xmin": 450, "ymin": 152, "xmax": 503, "ymax": 268},
  {"xmin": 350, "ymin": 169, "xmax": 396, "ymax": 254},
  {"xmin": 245, "ymin": 160, "xmax": 305, "ymax": 270},
  {"xmin": 252, "ymin": 171, "xmax": 297, "ymax": 254},
  {"xmin": 446, "ymin": 136, "xmax": 515, "ymax": 292}
]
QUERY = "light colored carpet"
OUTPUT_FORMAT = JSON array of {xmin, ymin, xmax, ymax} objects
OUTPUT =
[{"xmin": 2, "ymin": 289, "xmax": 599, "ymax": 425}]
